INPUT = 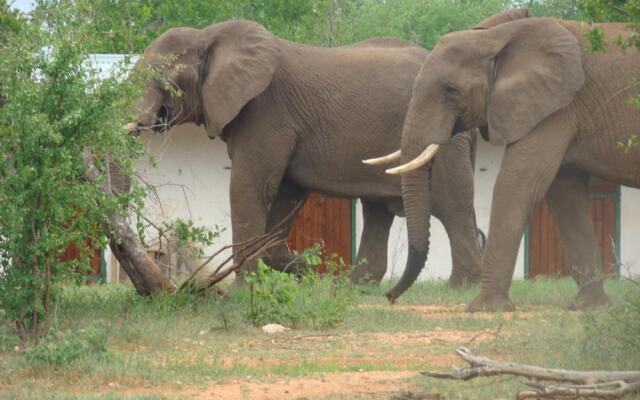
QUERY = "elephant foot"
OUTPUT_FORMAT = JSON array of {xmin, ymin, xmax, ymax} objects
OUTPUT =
[
  {"xmin": 466, "ymin": 291, "xmax": 515, "ymax": 312},
  {"xmin": 566, "ymin": 283, "xmax": 609, "ymax": 310}
]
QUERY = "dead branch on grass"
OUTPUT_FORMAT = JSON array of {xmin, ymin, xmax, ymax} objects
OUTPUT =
[{"xmin": 422, "ymin": 347, "xmax": 640, "ymax": 399}]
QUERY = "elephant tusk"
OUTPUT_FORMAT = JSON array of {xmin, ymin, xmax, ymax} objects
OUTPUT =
[
  {"xmin": 362, "ymin": 150, "xmax": 401, "ymax": 165},
  {"xmin": 385, "ymin": 144, "xmax": 440, "ymax": 175}
]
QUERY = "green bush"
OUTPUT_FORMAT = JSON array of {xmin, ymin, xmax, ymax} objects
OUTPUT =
[
  {"xmin": 0, "ymin": 0, "xmax": 148, "ymax": 342},
  {"xmin": 24, "ymin": 326, "xmax": 107, "ymax": 366},
  {"xmin": 583, "ymin": 276, "xmax": 640, "ymax": 369},
  {"xmin": 244, "ymin": 258, "xmax": 353, "ymax": 329}
]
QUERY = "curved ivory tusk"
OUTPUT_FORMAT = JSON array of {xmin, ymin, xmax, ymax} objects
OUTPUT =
[
  {"xmin": 385, "ymin": 144, "xmax": 441, "ymax": 175},
  {"xmin": 362, "ymin": 150, "xmax": 401, "ymax": 165}
]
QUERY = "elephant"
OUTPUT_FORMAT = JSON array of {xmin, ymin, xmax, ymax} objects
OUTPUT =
[
  {"xmin": 125, "ymin": 20, "xmax": 486, "ymax": 286},
  {"xmin": 375, "ymin": 9, "xmax": 640, "ymax": 310}
]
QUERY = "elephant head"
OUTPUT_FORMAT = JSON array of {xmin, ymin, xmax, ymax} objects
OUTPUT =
[
  {"xmin": 126, "ymin": 21, "xmax": 279, "ymax": 139},
  {"xmin": 372, "ymin": 10, "xmax": 586, "ymax": 303}
]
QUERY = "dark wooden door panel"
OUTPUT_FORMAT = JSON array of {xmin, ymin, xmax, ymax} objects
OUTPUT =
[
  {"xmin": 60, "ymin": 240, "xmax": 102, "ymax": 281},
  {"xmin": 528, "ymin": 179, "xmax": 617, "ymax": 278},
  {"xmin": 287, "ymin": 192, "xmax": 352, "ymax": 272}
]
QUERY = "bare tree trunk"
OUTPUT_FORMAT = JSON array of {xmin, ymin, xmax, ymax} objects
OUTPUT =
[{"xmin": 82, "ymin": 151, "xmax": 174, "ymax": 295}]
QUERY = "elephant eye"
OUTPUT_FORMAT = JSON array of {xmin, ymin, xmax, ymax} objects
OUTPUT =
[{"xmin": 444, "ymin": 84, "xmax": 461, "ymax": 96}]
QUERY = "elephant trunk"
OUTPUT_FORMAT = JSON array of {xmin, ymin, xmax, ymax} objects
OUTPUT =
[
  {"xmin": 385, "ymin": 165, "xmax": 432, "ymax": 303},
  {"xmin": 384, "ymin": 97, "xmax": 455, "ymax": 303}
]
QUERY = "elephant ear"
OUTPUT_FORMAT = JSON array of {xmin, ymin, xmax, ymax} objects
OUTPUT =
[
  {"xmin": 473, "ymin": 8, "xmax": 531, "ymax": 29},
  {"xmin": 198, "ymin": 21, "xmax": 279, "ymax": 139},
  {"xmin": 485, "ymin": 18, "xmax": 585, "ymax": 145}
]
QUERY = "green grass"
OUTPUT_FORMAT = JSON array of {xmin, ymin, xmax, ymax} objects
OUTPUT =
[{"xmin": 0, "ymin": 278, "xmax": 638, "ymax": 399}]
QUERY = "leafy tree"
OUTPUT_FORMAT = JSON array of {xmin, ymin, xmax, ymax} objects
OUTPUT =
[
  {"xmin": 0, "ymin": 0, "xmax": 147, "ymax": 342},
  {"xmin": 331, "ymin": 0, "xmax": 510, "ymax": 49},
  {"xmin": 50, "ymin": 0, "xmax": 332, "ymax": 53},
  {"xmin": 512, "ymin": 0, "xmax": 583, "ymax": 19},
  {"xmin": 580, "ymin": 0, "xmax": 640, "ymax": 51},
  {"xmin": 0, "ymin": 0, "xmax": 23, "ymax": 44}
]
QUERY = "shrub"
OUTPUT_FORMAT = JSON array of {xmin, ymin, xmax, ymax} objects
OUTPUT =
[
  {"xmin": 24, "ymin": 326, "xmax": 107, "ymax": 366},
  {"xmin": 244, "ymin": 257, "xmax": 353, "ymax": 329},
  {"xmin": 583, "ymin": 276, "xmax": 640, "ymax": 369},
  {"xmin": 0, "ymin": 1, "xmax": 147, "ymax": 342}
]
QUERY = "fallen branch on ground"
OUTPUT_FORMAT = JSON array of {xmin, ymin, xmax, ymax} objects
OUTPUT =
[{"xmin": 422, "ymin": 347, "xmax": 640, "ymax": 399}]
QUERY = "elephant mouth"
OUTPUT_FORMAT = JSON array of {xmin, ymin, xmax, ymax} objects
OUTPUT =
[{"xmin": 126, "ymin": 105, "xmax": 172, "ymax": 135}]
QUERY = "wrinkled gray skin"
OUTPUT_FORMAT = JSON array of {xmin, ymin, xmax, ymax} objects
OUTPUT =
[
  {"xmin": 126, "ymin": 20, "xmax": 483, "ymax": 286},
  {"xmin": 389, "ymin": 9, "xmax": 640, "ymax": 311}
]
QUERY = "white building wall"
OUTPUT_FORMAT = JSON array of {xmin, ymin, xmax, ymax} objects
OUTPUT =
[
  {"xmin": 106, "ymin": 124, "xmax": 233, "ymax": 281},
  {"xmin": 621, "ymin": 187, "xmax": 640, "ymax": 277}
]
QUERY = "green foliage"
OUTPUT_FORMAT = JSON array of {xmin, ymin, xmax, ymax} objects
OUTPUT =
[
  {"xmin": 244, "ymin": 258, "xmax": 352, "ymax": 329},
  {"xmin": 585, "ymin": 25, "xmax": 609, "ymax": 50},
  {"xmin": 580, "ymin": 0, "xmax": 640, "ymax": 51},
  {"xmin": 24, "ymin": 326, "xmax": 108, "ymax": 366},
  {"xmin": 331, "ymin": 0, "xmax": 510, "ymax": 49},
  {"xmin": 513, "ymin": 0, "xmax": 583, "ymax": 19},
  {"xmin": 0, "ymin": 0, "xmax": 23, "ymax": 45},
  {"xmin": 0, "ymin": 0, "xmax": 148, "ymax": 341},
  {"xmin": 296, "ymin": 244, "xmax": 323, "ymax": 267},
  {"xmin": 580, "ymin": 0, "xmax": 640, "ymax": 23},
  {"xmin": 0, "ymin": 318, "xmax": 19, "ymax": 352},
  {"xmin": 583, "ymin": 276, "xmax": 640, "ymax": 369},
  {"xmin": 30, "ymin": 0, "xmax": 526, "ymax": 53},
  {"xmin": 48, "ymin": 0, "xmax": 331, "ymax": 53}
]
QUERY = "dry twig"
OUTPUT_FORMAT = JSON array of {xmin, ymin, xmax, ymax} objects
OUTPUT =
[{"xmin": 422, "ymin": 347, "xmax": 640, "ymax": 399}]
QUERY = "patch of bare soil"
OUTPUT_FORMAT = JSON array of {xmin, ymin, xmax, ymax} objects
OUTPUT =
[{"xmin": 194, "ymin": 370, "xmax": 418, "ymax": 400}]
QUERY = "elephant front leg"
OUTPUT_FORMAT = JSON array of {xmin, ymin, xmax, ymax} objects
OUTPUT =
[
  {"xmin": 263, "ymin": 180, "xmax": 308, "ymax": 273},
  {"xmin": 350, "ymin": 200, "xmax": 395, "ymax": 284},
  {"xmin": 467, "ymin": 118, "xmax": 574, "ymax": 312},
  {"xmin": 546, "ymin": 170, "xmax": 609, "ymax": 309},
  {"xmin": 229, "ymin": 166, "xmax": 288, "ymax": 284}
]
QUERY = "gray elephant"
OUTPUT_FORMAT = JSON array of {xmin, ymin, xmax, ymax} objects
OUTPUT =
[
  {"xmin": 376, "ymin": 9, "xmax": 640, "ymax": 310},
  {"xmin": 125, "ymin": 20, "xmax": 485, "ymax": 286}
]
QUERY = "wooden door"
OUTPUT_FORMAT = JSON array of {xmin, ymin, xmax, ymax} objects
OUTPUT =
[
  {"xmin": 287, "ymin": 192, "xmax": 353, "ymax": 272},
  {"xmin": 60, "ymin": 241, "xmax": 102, "ymax": 282},
  {"xmin": 527, "ymin": 179, "xmax": 618, "ymax": 277}
]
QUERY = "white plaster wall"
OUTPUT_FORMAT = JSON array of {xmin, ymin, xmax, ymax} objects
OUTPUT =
[
  {"xmin": 137, "ymin": 124, "xmax": 233, "ymax": 267},
  {"xmin": 621, "ymin": 186, "xmax": 640, "ymax": 277}
]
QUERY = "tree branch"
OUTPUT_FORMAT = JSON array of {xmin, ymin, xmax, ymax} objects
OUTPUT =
[
  {"xmin": 82, "ymin": 149, "xmax": 174, "ymax": 295},
  {"xmin": 422, "ymin": 347, "xmax": 640, "ymax": 399}
]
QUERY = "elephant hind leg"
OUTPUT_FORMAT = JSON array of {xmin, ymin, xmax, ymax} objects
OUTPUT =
[
  {"xmin": 350, "ymin": 200, "xmax": 395, "ymax": 284},
  {"xmin": 264, "ymin": 179, "xmax": 308, "ymax": 272},
  {"xmin": 546, "ymin": 169, "xmax": 609, "ymax": 309}
]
